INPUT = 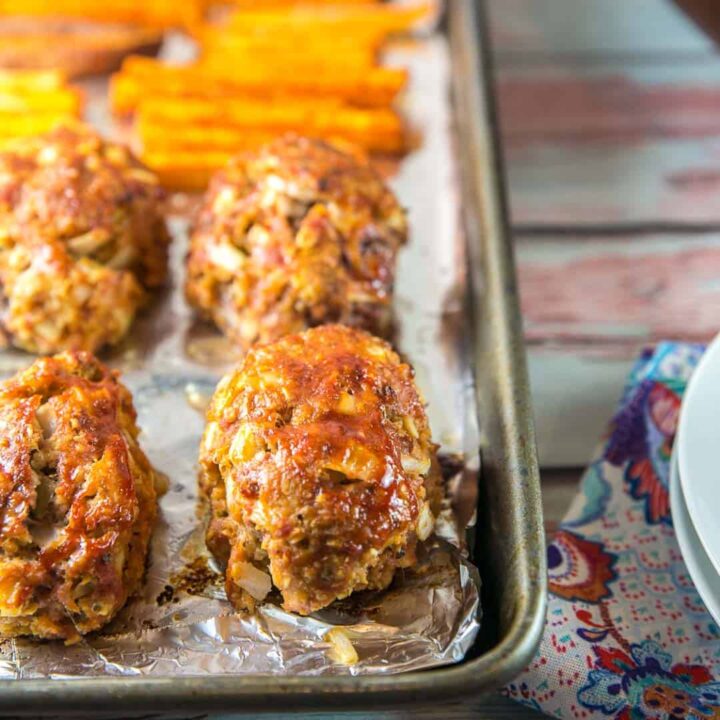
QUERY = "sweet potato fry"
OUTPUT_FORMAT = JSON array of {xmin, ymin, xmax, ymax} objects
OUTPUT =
[
  {"xmin": 198, "ymin": 31, "xmax": 379, "ymax": 69},
  {"xmin": 202, "ymin": 60, "xmax": 407, "ymax": 105},
  {"xmin": 0, "ymin": 62, "xmax": 82, "ymax": 152},
  {"xmin": 140, "ymin": 137, "xmax": 373, "ymax": 193},
  {"xmin": 136, "ymin": 96, "xmax": 405, "ymax": 153},
  {"xmin": 111, "ymin": 58, "xmax": 406, "ymax": 111},
  {"xmin": 137, "ymin": 121, "xmax": 404, "ymax": 157},
  {"xmin": 109, "ymin": 72, "xmax": 150, "ymax": 115},
  {"xmin": 0, "ymin": 68, "xmax": 66, "ymax": 92},
  {"xmin": 139, "ymin": 126, "xmax": 275, "ymax": 155},
  {"xmin": 227, "ymin": 0, "xmax": 379, "ymax": 6},
  {"xmin": 0, "ymin": 113, "xmax": 75, "ymax": 142},
  {"xmin": 227, "ymin": 2, "xmax": 432, "ymax": 36},
  {"xmin": 0, "ymin": 87, "xmax": 81, "ymax": 114},
  {"xmin": 121, "ymin": 54, "xmax": 401, "ymax": 88},
  {"xmin": 195, "ymin": 20, "xmax": 387, "ymax": 49},
  {"xmin": 140, "ymin": 95, "xmax": 343, "ymax": 123},
  {"xmin": 199, "ymin": 50, "xmax": 377, "ymax": 76},
  {"xmin": 141, "ymin": 150, "xmax": 235, "ymax": 192},
  {"xmin": 0, "ymin": 0, "xmax": 202, "ymax": 28},
  {"xmin": 111, "ymin": 71, "xmax": 361, "ymax": 116}
]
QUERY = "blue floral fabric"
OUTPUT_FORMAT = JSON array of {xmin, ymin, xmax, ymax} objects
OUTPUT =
[{"xmin": 506, "ymin": 343, "xmax": 720, "ymax": 720}]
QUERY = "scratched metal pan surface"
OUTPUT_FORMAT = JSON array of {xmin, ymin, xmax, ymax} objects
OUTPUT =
[{"xmin": 0, "ymin": 1, "xmax": 546, "ymax": 714}]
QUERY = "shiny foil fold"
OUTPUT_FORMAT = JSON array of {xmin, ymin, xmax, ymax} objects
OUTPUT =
[{"xmin": 0, "ymin": 32, "xmax": 481, "ymax": 677}]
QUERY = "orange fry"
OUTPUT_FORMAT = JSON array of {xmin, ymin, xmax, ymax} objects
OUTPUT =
[
  {"xmin": 199, "ymin": 50, "xmax": 377, "ymax": 76},
  {"xmin": 0, "ymin": 0, "xmax": 202, "ymax": 28},
  {"xmin": 137, "ymin": 96, "xmax": 405, "ymax": 154},
  {"xmin": 0, "ymin": 87, "xmax": 81, "ymax": 114},
  {"xmin": 202, "ymin": 59, "xmax": 406, "ymax": 105},
  {"xmin": 227, "ymin": 0, "xmax": 379, "ymax": 6},
  {"xmin": 199, "ymin": 33, "xmax": 379, "ymax": 69},
  {"xmin": 227, "ymin": 2, "xmax": 432, "ymax": 35},
  {"xmin": 111, "ymin": 72, "xmax": 352, "ymax": 115},
  {"xmin": 140, "ymin": 128, "xmax": 276, "ymax": 155},
  {"xmin": 0, "ymin": 68, "xmax": 66, "ymax": 92},
  {"xmin": 197, "ymin": 21, "xmax": 389, "ymax": 48},
  {"xmin": 0, "ymin": 68, "xmax": 83, "ymax": 147},
  {"xmin": 139, "ymin": 95, "xmax": 344, "ymax": 122},
  {"xmin": 0, "ymin": 113, "xmax": 76, "ymax": 141},
  {"xmin": 121, "ymin": 54, "xmax": 398, "ymax": 87},
  {"xmin": 112, "ymin": 58, "xmax": 406, "ymax": 111},
  {"xmin": 141, "ymin": 131, "xmax": 391, "ymax": 193},
  {"xmin": 137, "ymin": 122, "xmax": 404, "ymax": 157},
  {"xmin": 141, "ymin": 150, "xmax": 236, "ymax": 192}
]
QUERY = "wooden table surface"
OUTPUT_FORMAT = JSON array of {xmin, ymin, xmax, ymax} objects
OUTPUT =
[{"xmin": 500, "ymin": 0, "xmax": 720, "ymax": 468}]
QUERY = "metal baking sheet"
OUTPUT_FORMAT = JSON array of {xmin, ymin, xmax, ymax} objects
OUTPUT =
[{"xmin": 0, "ymin": 20, "xmax": 482, "ymax": 679}]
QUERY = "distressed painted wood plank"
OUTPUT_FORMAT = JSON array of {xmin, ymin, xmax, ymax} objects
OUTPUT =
[
  {"xmin": 528, "ymin": 347, "xmax": 636, "ymax": 466},
  {"xmin": 518, "ymin": 233, "xmax": 719, "ymax": 465},
  {"xmin": 489, "ymin": 2, "xmax": 720, "ymax": 468},
  {"xmin": 499, "ymin": 62, "xmax": 720, "ymax": 141},
  {"xmin": 517, "ymin": 234, "xmax": 720, "ymax": 344},
  {"xmin": 506, "ymin": 136, "xmax": 720, "ymax": 226},
  {"xmin": 497, "ymin": 60, "xmax": 720, "ymax": 226},
  {"xmin": 488, "ymin": 0, "xmax": 712, "ymax": 57}
]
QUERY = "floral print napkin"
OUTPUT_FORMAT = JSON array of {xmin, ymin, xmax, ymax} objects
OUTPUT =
[{"xmin": 506, "ymin": 343, "xmax": 720, "ymax": 720}]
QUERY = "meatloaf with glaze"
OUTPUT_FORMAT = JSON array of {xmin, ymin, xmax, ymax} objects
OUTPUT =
[
  {"xmin": 0, "ymin": 122, "xmax": 169, "ymax": 354},
  {"xmin": 185, "ymin": 134, "xmax": 407, "ymax": 350},
  {"xmin": 0, "ymin": 351, "xmax": 161, "ymax": 641},
  {"xmin": 199, "ymin": 324, "xmax": 441, "ymax": 615}
]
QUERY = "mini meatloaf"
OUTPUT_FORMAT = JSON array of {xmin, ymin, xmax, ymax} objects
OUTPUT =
[
  {"xmin": 199, "ymin": 324, "xmax": 442, "ymax": 615},
  {"xmin": 0, "ymin": 352, "xmax": 160, "ymax": 641},
  {"xmin": 0, "ymin": 122, "xmax": 170, "ymax": 354},
  {"xmin": 185, "ymin": 134, "xmax": 407, "ymax": 350}
]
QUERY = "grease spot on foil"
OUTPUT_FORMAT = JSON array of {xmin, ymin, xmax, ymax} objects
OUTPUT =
[
  {"xmin": 185, "ymin": 322, "xmax": 240, "ymax": 368},
  {"xmin": 171, "ymin": 557, "xmax": 223, "ymax": 599},
  {"xmin": 184, "ymin": 382, "xmax": 212, "ymax": 414}
]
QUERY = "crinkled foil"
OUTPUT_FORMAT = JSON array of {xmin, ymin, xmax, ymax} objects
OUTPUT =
[{"xmin": 0, "ymin": 32, "xmax": 481, "ymax": 678}]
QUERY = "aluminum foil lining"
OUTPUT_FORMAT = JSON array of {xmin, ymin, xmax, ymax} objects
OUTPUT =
[{"xmin": 0, "ymin": 31, "xmax": 481, "ymax": 678}]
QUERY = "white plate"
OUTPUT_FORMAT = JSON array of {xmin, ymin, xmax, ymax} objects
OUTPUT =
[
  {"xmin": 678, "ymin": 333, "xmax": 720, "ymax": 577},
  {"xmin": 670, "ymin": 450, "xmax": 720, "ymax": 626}
]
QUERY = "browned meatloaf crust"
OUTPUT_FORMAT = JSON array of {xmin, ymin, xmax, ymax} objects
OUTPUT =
[
  {"xmin": 185, "ymin": 134, "xmax": 407, "ymax": 351},
  {"xmin": 199, "ymin": 324, "xmax": 441, "ymax": 615},
  {"xmin": 0, "ymin": 122, "xmax": 170, "ymax": 354},
  {"xmin": 0, "ymin": 351, "xmax": 161, "ymax": 641}
]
